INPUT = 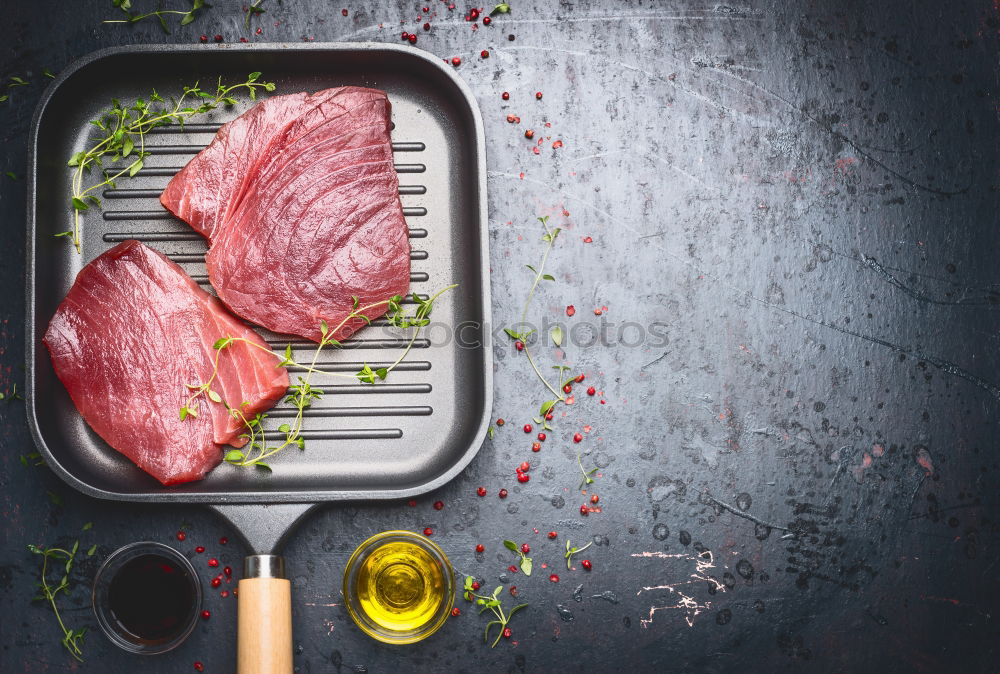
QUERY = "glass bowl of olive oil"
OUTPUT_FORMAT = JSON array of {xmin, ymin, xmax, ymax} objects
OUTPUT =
[{"xmin": 343, "ymin": 530, "xmax": 454, "ymax": 644}]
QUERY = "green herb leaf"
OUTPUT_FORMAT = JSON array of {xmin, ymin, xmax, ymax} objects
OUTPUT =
[
  {"xmin": 224, "ymin": 449, "xmax": 245, "ymax": 462},
  {"xmin": 87, "ymin": 545, "xmax": 97, "ymax": 556},
  {"xmin": 206, "ymin": 389, "xmax": 222, "ymax": 403},
  {"xmin": 82, "ymin": 522, "xmax": 93, "ymax": 531},
  {"xmin": 71, "ymin": 197, "xmax": 89, "ymax": 212},
  {"xmin": 503, "ymin": 328, "xmax": 521, "ymax": 340},
  {"xmin": 213, "ymin": 337, "xmax": 233, "ymax": 350},
  {"xmin": 491, "ymin": 3, "xmax": 511, "ymax": 15},
  {"xmin": 503, "ymin": 540, "xmax": 518, "ymax": 553},
  {"xmin": 550, "ymin": 325, "xmax": 563, "ymax": 347},
  {"xmin": 520, "ymin": 556, "xmax": 532, "ymax": 576}
]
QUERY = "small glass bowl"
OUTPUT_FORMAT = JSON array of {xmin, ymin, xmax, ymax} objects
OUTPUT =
[
  {"xmin": 342, "ymin": 530, "xmax": 454, "ymax": 644},
  {"xmin": 92, "ymin": 541, "xmax": 202, "ymax": 655}
]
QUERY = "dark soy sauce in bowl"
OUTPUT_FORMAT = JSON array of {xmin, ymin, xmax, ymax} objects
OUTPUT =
[
  {"xmin": 93, "ymin": 542, "xmax": 201, "ymax": 654},
  {"xmin": 109, "ymin": 554, "xmax": 196, "ymax": 640}
]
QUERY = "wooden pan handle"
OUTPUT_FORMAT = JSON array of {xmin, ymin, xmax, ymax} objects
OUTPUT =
[{"xmin": 237, "ymin": 555, "xmax": 292, "ymax": 674}]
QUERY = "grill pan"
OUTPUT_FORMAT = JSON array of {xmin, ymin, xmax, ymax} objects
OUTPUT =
[{"xmin": 25, "ymin": 44, "xmax": 490, "ymax": 670}]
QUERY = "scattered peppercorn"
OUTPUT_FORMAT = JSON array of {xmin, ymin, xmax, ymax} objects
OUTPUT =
[
  {"xmin": 519, "ymin": 461, "xmax": 530, "ymax": 472},
  {"xmin": 520, "ymin": 543, "xmax": 530, "ymax": 554},
  {"xmin": 536, "ymin": 432, "xmax": 546, "ymax": 442},
  {"xmin": 471, "ymin": 581, "xmax": 481, "ymax": 591},
  {"xmin": 176, "ymin": 531, "xmax": 186, "ymax": 541},
  {"xmin": 433, "ymin": 500, "xmax": 444, "ymax": 510},
  {"xmin": 581, "ymin": 559, "xmax": 592, "ymax": 570},
  {"xmin": 573, "ymin": 433, "xmax": 583, "ymax": 443},
  {"xmin": 499, "ymin": 488, "xmax": 508, "ymax": 498},
  {"xmin": 501, "ymin": 91, "xmax": 509, "ymax": 100},
  {"xmin": 208, "ymin": 558, "xmax": 219, "ymax": 568},
  {"xmin": 507, "ymin": 34, "xmax": 515, "ymax": 41},
  {"xmin": 549, "ymin": 574, "xmax": 559, "ymax": 583},
  {"xmin": 506, "ymin": 114, "xmax": 517, "ymax": 123},
  {"xmin": 523, "ymin": 424, "xmax": 532, "ymax": 433},
  {"xmin": 408, "ymin": 34, "xmax": 417, "ymax": 44},
  {"xmin": 483, "ymin": 16, "xmax": 491, "ymax": 25},
  {"xmin": 214, "ymin": 34, "xmax": 223, "ymax": 42},
  {"xmin": 496, "ymin": 418, "xmax": 505, "ymax": 426},
  {"xmin": 517, "ymin": 472, "xmax": 530, "ymax": 483},
  {"xmin": 423, "ymin": 527, "xmax": 433, "ymax": 536},
  {"xmin": 211, "ymin": 577, "xmax": 222, "ymax": 588},
  {"xmin": 194, "ymin": 663, "xmax": 204, "ymax": 672},
  {"xmin": 575, "ymin": 374, "xmax": 585, "ymax": 383},
  {"xmin": 477, "ymin": 486, "xmax": 487, "ymax": 497},
  {"xmin": 451, "ymin": 56, "xmax": 462, "ymax": 66},
  {"xmin": 514, "ymin": 339, "xmax": 524, "ymax": 349},
  {"xmin": 408, "ymin": 499, "xmax": 417, "ymax": 507},
  {"xmin": 423, "ymin": 22, "xmax": 431, "ymax": 30},
  {"xmin": 223, "ymin": 566, "xmax": 232, "ymax": 577},
  {"xmin": 531, "ymin": 442, "xmax": 541, "ymax": 452},
  {"xmin": 509, "ymin": 585, "xmax": 518, "ymax": 596},
  {"xmin": 451, "ymin": 607, "xmax": 461, "ymax": 617},
  {"xmin": 563, "ymin": 384, "xmax": 572, "ymax": 393},
  {"xmin": 195, "ymin": 546, "xmax": 205, "ymax": 553},
  {"xmin": 342, "ymin": 8, "xmax": 349, "ymax": 16},
  {"xmin": 580, "ymin": 504, "xmax": 589, "ymax": 516},
  {"xmin": 476, "ymin": 543, "xmax": 485, "ymax": 553},
  {"xmin": 587, "ymin": 386, "xmax": 596, "ymax": 396},
  {"xmin": 508, "ymin": 565, "xmax": 518, "ymax": 573},
  {"xmin": 544, "ymin": 412, "xmax": 553, "ymax": 421},
  {"xmin": 591, "ymin": 494, "xmax": 599, "ymax": 503},
  {"xmin": 548, "ymin": 531, "xmax": 558, "ymax": 539},
  {"xmin": 503, "ymin": 626, "xmax": 512, "ymax": 638},
  {"xmin": 535, "ymin": 91, "xmax": 543, "ymax": 100},
  {"xmin": 401, "ymin": 31, "xmax": 410, "ymax": 40},
  {"xmin": 219, "ymin": 537, "xmax": 228, "ymax": 545},
  {"xmin": 524, "ymin": 129, "xmax": 534, "ymax": 139},
  {"xmin": 199, "ymin": 35, "xmax": 208, "ymax": 43},
  {"xmin": 201, "ymin": 609, "xmax": 211, "ymax": 620},
  {"xmin": 481, "ymin": 50, "xmax": 490, "ymax": 58}
]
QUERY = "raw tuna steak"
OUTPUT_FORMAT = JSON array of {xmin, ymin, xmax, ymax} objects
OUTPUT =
[
  {"xmin": 160, "ymin": 87, "xmax": 411, "ymax": 342},
  {"xmin": 43, "ymin": 240, "xmax": 289, "ymax": 485}
]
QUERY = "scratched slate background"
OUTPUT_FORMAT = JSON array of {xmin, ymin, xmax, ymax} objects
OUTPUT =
[{"xmin": 1, "ymin": 0, "xmax": 998, "ymax": 671}]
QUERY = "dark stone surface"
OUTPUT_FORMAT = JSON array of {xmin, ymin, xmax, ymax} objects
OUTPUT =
[{"xmin": 1, "ymin": 1, "xmax": 998, "ymax": 671}]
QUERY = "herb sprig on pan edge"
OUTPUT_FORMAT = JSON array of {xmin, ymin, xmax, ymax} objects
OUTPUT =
[
  {"xmin": 105, "ymin": 0, "xmax": 208, "ymax": 33},
  {"xmin": 182, "ymin": 285, "xmax": 457, "ymax": 470},
  {"xmin": 504, "ymin": 216, "xmax": 580, "ymax": 430},
  {"xmin": 463, "ymin": 577, "xmax": 528, "ymax": 647},
  {"xmin": 62, "ymin": 73, "xmax": 275, "ymax": 254},
  {"xmin": 28, "ymin": 524, "xmax": 97, "ymax": 662}
]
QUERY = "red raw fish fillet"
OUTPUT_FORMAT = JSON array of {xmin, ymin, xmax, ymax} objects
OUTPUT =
[
  {"xmin": 43, "ymin": 240, "xmax": 289, "ymax": 485},
  {"xmin": 160, "ymin": 86, "xmax": 411, "ymax": 342}
]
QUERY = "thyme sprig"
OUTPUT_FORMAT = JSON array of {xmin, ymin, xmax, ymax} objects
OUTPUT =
[
  {"xmin": 105, "ymin": 0, "xmax": 208, "ymax": 33},
  {"xmin": 503, "ymin": 540, "xmax": 532, "ymax": 575},
  {"xmin": 564, "ymin": 539, "xmax": 592, "ymax": 570},
  {"xmin": 504, "ymin": 216, "xmax": 581, "ymax": 430},
  {"xmin": 63, "ymin": 73, "xmax": 275, "ymax": 253},
  {"xmin": 245, "ymin": 0, "xmax": 266, "ymax": 28},
  {"xmin": 463, "ymin": 577, "xmax": 528, "ymax": 647},
  {"xmin": 577, "ymin": 453, "xmax": 598, "ymax": 490},
  {"xmin": 181, "ymin": 285, "xmax": 456, "ymax": 469},
  {"xmin": 28, "ymin": 525, "xmax": 97, "ymax": 662}
]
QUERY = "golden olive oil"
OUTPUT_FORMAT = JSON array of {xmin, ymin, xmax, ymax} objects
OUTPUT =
[{"xmin": 355, "ymin": 540, "xmax": 445, "ymax": 631}]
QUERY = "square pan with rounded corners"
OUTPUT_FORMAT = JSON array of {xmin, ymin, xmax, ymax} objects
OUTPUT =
[{"xmin": 25, "ymin": 43, "xmax": 491, "ymax": 503}]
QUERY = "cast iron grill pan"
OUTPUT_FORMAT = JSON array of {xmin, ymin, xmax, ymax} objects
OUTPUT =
[{"xmin": 26, "ymin": 44, "xmax": 491, "ymax": 504}]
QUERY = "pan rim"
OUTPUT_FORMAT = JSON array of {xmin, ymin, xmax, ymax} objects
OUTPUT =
[{"xmin": 25, "ymin": 42, "xmax": 493, "ymax": 503}]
